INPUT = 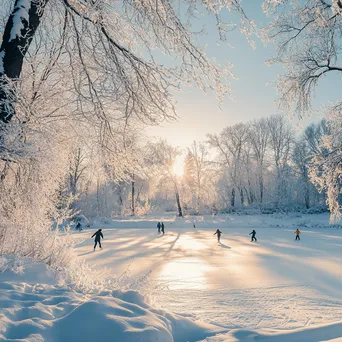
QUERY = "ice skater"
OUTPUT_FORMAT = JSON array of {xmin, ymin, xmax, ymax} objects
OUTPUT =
[
  {"xmin": 214, "ymin": 229, "xmax": 222, "ymax": 243},
  {"xmin": 157, "ymin": 222, "xmax": 161, "ymax": 233},
  {"xmin": 249, "ymin": 229, "xmax": 257, "ymax": 242},
  {"xmin": 92, "ymin": 229, "xmax": 104, "ymax": 251},
  {"xmin": 295, "ymin": 229, "xmax": 301, "ymax": 241},
  {"xmin": 161, "ymin": 222, "xmax": 165, "ymax": 235}
]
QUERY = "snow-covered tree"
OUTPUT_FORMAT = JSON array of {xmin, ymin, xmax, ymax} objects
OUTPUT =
[
  {"xmin": 186, "ymin": 142, "xmax": 206, "ymax": 214},
  {"xmin": 248, "ymin": 118, "xmax": 269, "ymax": 203},
  {"xmin": 0, "ymin": 0, "xmax": 254, "ymax": 142},
  {"xmin": 208, "ymin": 123, "xmax": 250, "ymax": 207},
  {"xmin": 146, "ymin": 139, "xmax": 183, "ymax": 216},
  {"xmin": 69, "ymin": 147, "xmax": 87, "ymax": 197},
  {"xmin": 263, "ymin": 0, "xmax": 342, "ymax": 117},
  {"xmin": 292, "ymin": 139, "xmax": 311, "ymax": 209},
  {"xmin": 310, "ymin": 108, "xmax": 342, "ymax": 221},
  {"xmin": 263, "ymin": 0, "xmax": 342, "ymax": 219},
  {"xmin": 267, "ymin": 114, "xmax": 294, "ymax": 206}
]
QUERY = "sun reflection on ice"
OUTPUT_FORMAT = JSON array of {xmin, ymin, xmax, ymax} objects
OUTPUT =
[
  {"xmin": 176, "ymin": 234, "xmax": 209, "ymax": 251},
  {"xmin": 159, "ymin": 257, "xmax": 212, "ymax": 290},
  {"xmin": 157, "ymin": 234, "xmax": 212, "ymax": 289}
]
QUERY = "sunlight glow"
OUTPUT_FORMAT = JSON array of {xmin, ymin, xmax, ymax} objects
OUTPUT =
[
  {"xmin": 172, "ymin": 156, "xmax": 184, "ymax": 177},
  {"xmin": 159, "ymin": 257, "xmax": 211, "ymax": 290}
]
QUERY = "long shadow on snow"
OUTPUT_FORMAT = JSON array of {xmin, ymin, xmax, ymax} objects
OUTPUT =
[
  {"xmin": 256, "ymin": 251, "xmax": 342, "ymax": 299},
  {"xmin": 84, "ymin": 232, "xmax": 182, "ymax": 273},
  {"xmin": 218, "ymin": 243, "xmax": 231, "ymax": 249}
]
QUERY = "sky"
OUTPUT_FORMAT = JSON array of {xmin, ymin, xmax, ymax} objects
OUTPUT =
[{"xmin": 146, "ymin": 1, "xmax": 341, "ymax": 151}]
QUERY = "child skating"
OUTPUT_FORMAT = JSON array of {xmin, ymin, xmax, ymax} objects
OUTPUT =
[
  {"xmin": 214, "ymin": 229, "xmax": 222, "ymax": 243},
  {"xmin": 295, "ymin": 229, "xmax": 301, "ymax": 241},
  {"xmin": 249, "ymin": 229, "xmax": 257, "ymax": 242}
]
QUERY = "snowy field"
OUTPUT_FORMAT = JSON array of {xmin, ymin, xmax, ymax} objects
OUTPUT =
[{"xmin": 1, "ymin": 213, "xmax": 342, "ymax": 341}]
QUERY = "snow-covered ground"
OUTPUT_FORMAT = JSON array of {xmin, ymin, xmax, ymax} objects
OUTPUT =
[
  {"xmin": 1, "ymin": 213, "xmax": 342, "ymax": 341},
  {"xmin": 0, "ymin": 258, "xmax": 223, "ymax": 341}
]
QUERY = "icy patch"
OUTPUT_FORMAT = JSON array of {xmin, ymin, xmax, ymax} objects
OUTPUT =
[{"xmin": 9, "ymin": 0, "xmax": 31, "ymax": 42}]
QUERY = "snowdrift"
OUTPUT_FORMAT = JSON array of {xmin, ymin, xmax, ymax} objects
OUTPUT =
[
  {"xmin": 200, "ymin": 323, "xmax": 342, "ymax": 341},
  {"xmin": 0, "ymin": 258, "xmax": 225, "ymax": 342}
]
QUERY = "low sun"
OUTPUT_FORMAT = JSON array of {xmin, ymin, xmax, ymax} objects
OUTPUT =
[{"xmin": 172, "ymin": 156, "xmax": 184, "ymax": 177}]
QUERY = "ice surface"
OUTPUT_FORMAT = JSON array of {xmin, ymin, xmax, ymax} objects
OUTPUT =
[{"xmin": 1, "ymin": 213, "xmax": 342, "ymax": 341}]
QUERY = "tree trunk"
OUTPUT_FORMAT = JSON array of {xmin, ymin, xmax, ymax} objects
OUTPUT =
[
  {"xmin": 131, "ymin": 173, "xmax": 135, "ymax": 216},
  {"xmin": 247, "ymin": 180, "xmax": 254, "ymax": 204},
  {"xmin": 69, "ymin": 172, "xmax": 76, "ymax": 196},
  {"xmin": 231, "ymin": 188, "xmax": 235, "ymax": 208},
  {"xmin": 117, "ymin": 184, "xmax": 123, "ymax": 215},
  {"xmin": 259, "ymin": 174, "xmax": 264, "ymax": 203},
  {"xmin": 196, "ymin": 193, "xmax": 200, "ymax": 215},
  {"xmin": 244, "ymin": 187, "xmax": 251, "ymax": 205},
  {"xmin": 239, "ymin": 186, "xmax": 244, "ymax": 206},
  {"xmin": 0, "ymin": 0, "xmax": 49, "ymax": 124},
  {"xmin": 304, "ymin": 168, "xmax": 310, "ymax": 209},
  {"xmin": 276, "ymin": 168, "xmax": 282, "ymax": 207},
  {"xmin": 96, "ymin": 177, "xmax": 100, "ymax": 216},
  {"xmin": 175, "ymin": 191, "xmax": 183, "ymax": 217}
]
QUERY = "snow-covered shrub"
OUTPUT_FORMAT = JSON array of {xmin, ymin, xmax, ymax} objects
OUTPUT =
[
  {"xmin": 261, "ymin": 206, "xmax": 277, "ymax": 214},
  {"xmin": 305, "ymin": 204, "xmax": 329, "ymax": 215},
  {"xmin": 134, "ymin": 201, "xmax": 152, "ymax": 216}
]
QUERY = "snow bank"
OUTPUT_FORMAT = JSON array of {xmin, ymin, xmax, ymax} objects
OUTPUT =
[
  {"xmin": 0, "ymin": 259, "xmax": 225, "ymax": 341},
  {"xmin": 0, "ymin": 255, "xmax": 57, "ymax": 285},
  {"xmin": 200, "ymin": 322, "xmax": 342, "ymax": 341}
]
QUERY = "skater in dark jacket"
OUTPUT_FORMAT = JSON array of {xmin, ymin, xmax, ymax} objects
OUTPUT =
[
  {"xmin": 214, "ymin": 229, "xmax": 222, "ymax": 242},
  {"xmin": 157, "ymin": 222, "xmax": 161, "ymax": 233},
  {"xmin": 295, "ymin": 229, "xmax": 301, "ymax": 240},
  {"xmin": 161, "ymin": 222, "xmax": 165, "ymax": 235},
  {"xmin": 92, "ymin": 229, "xmax": 104, "ymax": 250},
  {"xmin": 249, "ymin": 230, "xmax": 257, "ymax": 242}
]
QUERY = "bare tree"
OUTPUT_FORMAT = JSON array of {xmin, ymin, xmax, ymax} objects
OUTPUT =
[
  {"xmin": 292, "ymin": 139, "xmax": 311, "ymax": 209},
  {"xmin": 249, "ymin": 118, "xmax": 269, "ymax": 203},
  {"xmin": 264, "ymin": 0, "xmax": 342, "ymax": 117},
  {"xmin": 0, "ymin": 0, "xmax": 252, "ymax": 143},
  {"xmin": 263, "ymin": 0, "xmax": 342, "ymax": 219},
  {"xmin": 146, "ymin": 139, "xmax": 183, "ymax": 217},
  {"xmin": 267, "ymin": 115, "xmax": 294, "ymax": 206},
  {"xmin": 208, "ymin": 123, "xmax": 250, "ymax": 207},
  {"xmin": 186, "ymin": 141, "xmax": 210, "ymax": 214},
  {"xmin": 69, "ymin": 147, "xmax": 87, "ymax": 196}
]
